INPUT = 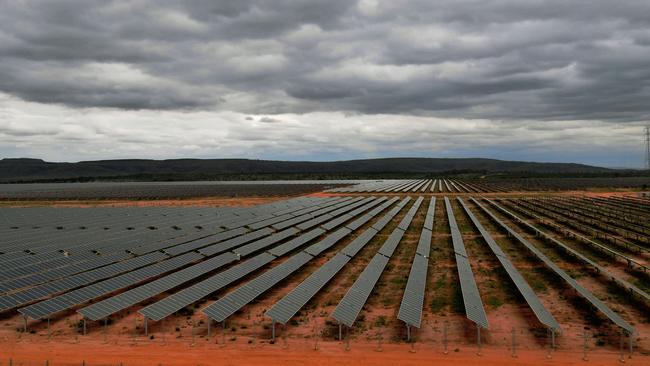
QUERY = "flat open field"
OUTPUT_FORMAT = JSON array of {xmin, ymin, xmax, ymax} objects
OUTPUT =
[{"xmin": 0, "ymin": 179, "xmax": 648, "ymax": 365}]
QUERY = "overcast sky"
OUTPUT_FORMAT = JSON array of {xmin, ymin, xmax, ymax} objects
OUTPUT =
[{"xmin": 1, "ymin": 1, "xmax": 649, "ymax": 167}]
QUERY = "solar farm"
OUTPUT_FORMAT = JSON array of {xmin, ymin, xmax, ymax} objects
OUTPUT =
[{"xmin": 1, "ymin": 178, "xmax": 649, "ymax": 365}]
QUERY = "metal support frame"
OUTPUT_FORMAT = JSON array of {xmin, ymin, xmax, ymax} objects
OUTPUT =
[
  {"xmin": 272, "ymin": 320, "xmax": 276, "ymax": 342},
  {"xmin": 221, "ymin": 320, "xmax": 226, "ymax": 346},
  {"xmin": 476, "ymin": 325, "xmax": 482, "ymax": 356},
  {"xmin": 83, "ymin": 318, "xmax": 87, "ymax": 335},
  {"xmin": 345, "ymin": 326, "xmax": 350, "ymax": 351},
  {"xmin": 443, "ymin": 321, "xmax": 449, "ymax": 354},
  {"xmin": 282, "ymin": 324, "xmax": 287, "ymax": 349},
  {"xmin": 338, "ymin": 323, "xmax": 342, "ymax": 341},
  {"xmin": 511, "ymin": 327, "xmax": 517, "ymax": 358},
  {"xmin": 582, "ymin": 329, "xmax": 589, "ymax": 361},
  {"xmin": 191, "ymin": 319, "xmax": 195, "ymax": 346},
  {"xmin": 103, "ymin": 318, "xmax": 108, "ymax": 343}
]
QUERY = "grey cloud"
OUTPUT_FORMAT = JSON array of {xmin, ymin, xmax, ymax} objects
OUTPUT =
[{"xmin": 0, "ymin": 0, "xmax": 649, "ymax": 122}]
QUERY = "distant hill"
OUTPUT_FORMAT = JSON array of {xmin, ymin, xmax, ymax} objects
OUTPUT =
[{"xmin": 0, "ymin": 157, "xmax": 619, "ymax": 182}]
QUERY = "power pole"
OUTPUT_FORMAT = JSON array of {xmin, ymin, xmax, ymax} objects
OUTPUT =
[{"xmin": 645, "ymin": 125, "xmax": 650, "ymax": 172}]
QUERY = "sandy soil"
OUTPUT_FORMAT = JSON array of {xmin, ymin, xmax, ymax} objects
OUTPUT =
[{"xmin": 2, "ymin": 335, "xmax": 645, "ymax": 366}]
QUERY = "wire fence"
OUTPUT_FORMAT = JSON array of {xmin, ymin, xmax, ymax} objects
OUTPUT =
[{"xmin": 1, "ymin": 317, "xmax": 645, "ymax": 366}]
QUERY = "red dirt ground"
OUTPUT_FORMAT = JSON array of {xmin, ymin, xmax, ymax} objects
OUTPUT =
[{"xmin": 1, "ymin": 330, "xmax": 644, "ymax": 366}]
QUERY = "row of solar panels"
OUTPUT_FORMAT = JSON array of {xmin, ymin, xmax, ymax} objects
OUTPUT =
[
  {"xmin": 505, "ymin": 199, "xmax": 649, "ymax": 271},
  {"xmin": 0, "ymin": 197, "xmax": 321, "ymax": 251},
  {"xmin": 264, "ymin": 197, "xmax": 411, "ymax": 325},
  {"xmin": 488, "ymin": 199, "xmax": 650, "ymax": 304},
  {"xmin": 0, "ymin": 207, "xmax": 232, "ymax": 248},
  {"xmin": 444, "ymin": 197, "xmax": 489, "ymax": 329},
  {"xmin": 329, "ymin": 197, "xmax": 424, "ymax": 327},
  {"xmin": 330, "ymin": 178, "xmax": 489, "ymax": 194},
  {"xmin": 2, "ymin": 197, "xmax": 354, "ymax": 316},
  {"xmin": 0, "ymin": 196, "xmax": 338, "ymax": 273},
  {"xmin": 474, "ymin": 198, "xmax": 635, "ymax": 335},
  {"xmin": 458, "ymin": 198, "xmax": 560, "ymax": 331},
  {"xmin": 396, "ymin": 197, "xmax": 436, "ymax": 328},
  {"xmin": 79, "ymin": 196, "xmax": 391, "ymax": 322}
]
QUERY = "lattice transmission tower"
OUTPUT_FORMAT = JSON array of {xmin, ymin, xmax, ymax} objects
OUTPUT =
[{"xmin": 645, "ymin": 125, "xmax": 650, "ymax": 172}]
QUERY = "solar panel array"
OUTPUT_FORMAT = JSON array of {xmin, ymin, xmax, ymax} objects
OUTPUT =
[
  {"xmin": 492, "ymin": 199, "xmax": 650, "ymax": 302},
  {"xmin": 202, "ymin": 197, "xmax": 406, "ymax": 322},
  {"xmin": 331, "ymin": 197, "xmax": 424, "ymax": 327},
  {"xmin": 444, "ymin": 197, "xmax": 489, "ymax": 329},
  {"xmin": 0, "ymin": 196, "xmax": 340, "ymax": 317},
  {"xmin": 140, "ymin": 196, "xmax": 388, "ymax": 321},
  {"xmin": 2, "ymin": 189, "xmax": 645, "ymax": 348},
  {"xmin": 265, "ymin": 197, "xmax": 407, "ymax": 324},
  {"xmin": 475, "ymin": 198, "xmax": 636, "ymax": 334},
  {"xmin": 458, "ymin": 198, "xmax": 560, "ymax": 331},
  {"xmin": 397, "ymin": 197, "xmax": 435, "ymax": 328},
  {"xmin": 327, "ymin": 179, "xmax": 492, "ymax": 193}
]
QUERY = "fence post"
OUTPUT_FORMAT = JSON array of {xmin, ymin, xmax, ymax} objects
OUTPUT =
[
  {"xmin": 619, "ymin": 329, "xmax": 625, "ymax": 363},
  {"xmin": 582, "ymin": 329, "xmax": 589, "ymax": 361},
  {"xmin": 511, "ymin": 327, "xmax": 517, "ymax": 358},
  {"xmin": 162, "ymin": 318, "xmax": 167, "ymax": 345},
  {"xmin": 443, "ymin": 321, "xmax": 448, "ymax": 355},
  {"xmin": 282, "ymin": 324, "xmax": 288, "ymax": 349},
  {"xmin": 476, "ymin": 325, "xmax": 482, "ymax": 356},
  {"xmin": 191, "ymin": 319, "xmax": 195, "ymax": 347},
  {"xmin": 376, "ymin": 329, "xmax": 383, "ymax": 352},
  {"xmin": 313, "ymin": 325, "xmax": 319, "ymax": 351},
  {"xmin": 252, "ymin": 321, "xmax": 257, "ymax": 348},
  {"xmin": 628, "ymin": 331, "xmax": 633, "ymax": 359}
]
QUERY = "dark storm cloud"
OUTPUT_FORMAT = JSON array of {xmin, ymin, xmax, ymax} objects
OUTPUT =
[{"xmin": 0, "ymin": 0, "xmax": 649, "ymax": 121}]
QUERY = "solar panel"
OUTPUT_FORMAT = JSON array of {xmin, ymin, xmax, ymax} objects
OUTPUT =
[
  {"xmin": 199, "ymin": 228, "xmax": 274, "ymax": 256},
  {"xmin": 264, "ymin": 197, "xmax": 403, "ymax": 324},
  {"xmin": 444, "ymin": 197, "xmax": 468, "ymax": 258},
  {"xmin": 164, "ymin": 227, "xmax": 248, "ymax": 255},
  {"xmin": 331, "ymin": 254, "xmax": 389, "ymax": 327},
  {"xmin": 0, "ymin": 251, "xmax": 168, "ymax": 312},
  {"xmin": 423, "ymin": 197, "xmax": 436, "ymax": 231},
  {"xmin": 19, "ymin": 252, "xmax": 203, "ymax": 320},
  {"xmin": 340, "ymin": 228, "xmax": 378, "ymax": 257},
  {"xmin": 0, "ymin": 251, "xmax": 132, "ymax": 293},
  {"xmin": 79, "ymin": 252, "xmax": 239, "ymax": 321},
  {"xmin": 140, "ymin": 253, "xmax": 276, "ymax": 321},
  {"xmin": 266, "ymin": 253, "xmax": 350, "ymax": 324},
  {"xmin": 203, "ymin": 251, "xmax": 314, "ymax": 322},
  {"xmin": 397, "ymin": 255, "xmax": 428, "ymax": 327},
  {"xmin": 233, "ymin": 228, "xmax": 299, "ymax": 257},
  {"xmin": 474, "ymin": 198, "xmax": 635, "ymax": 334},
  {"xmin": 444, "ymin": 197, "xmax": 489, "ymax": 329},
  {"xmin": 268, "ymin": 228, "xmax": 326, "ymax": 257},
  {"xmin": 304, "ymin": 228, "xmax": 351, "ymax": 256}
]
